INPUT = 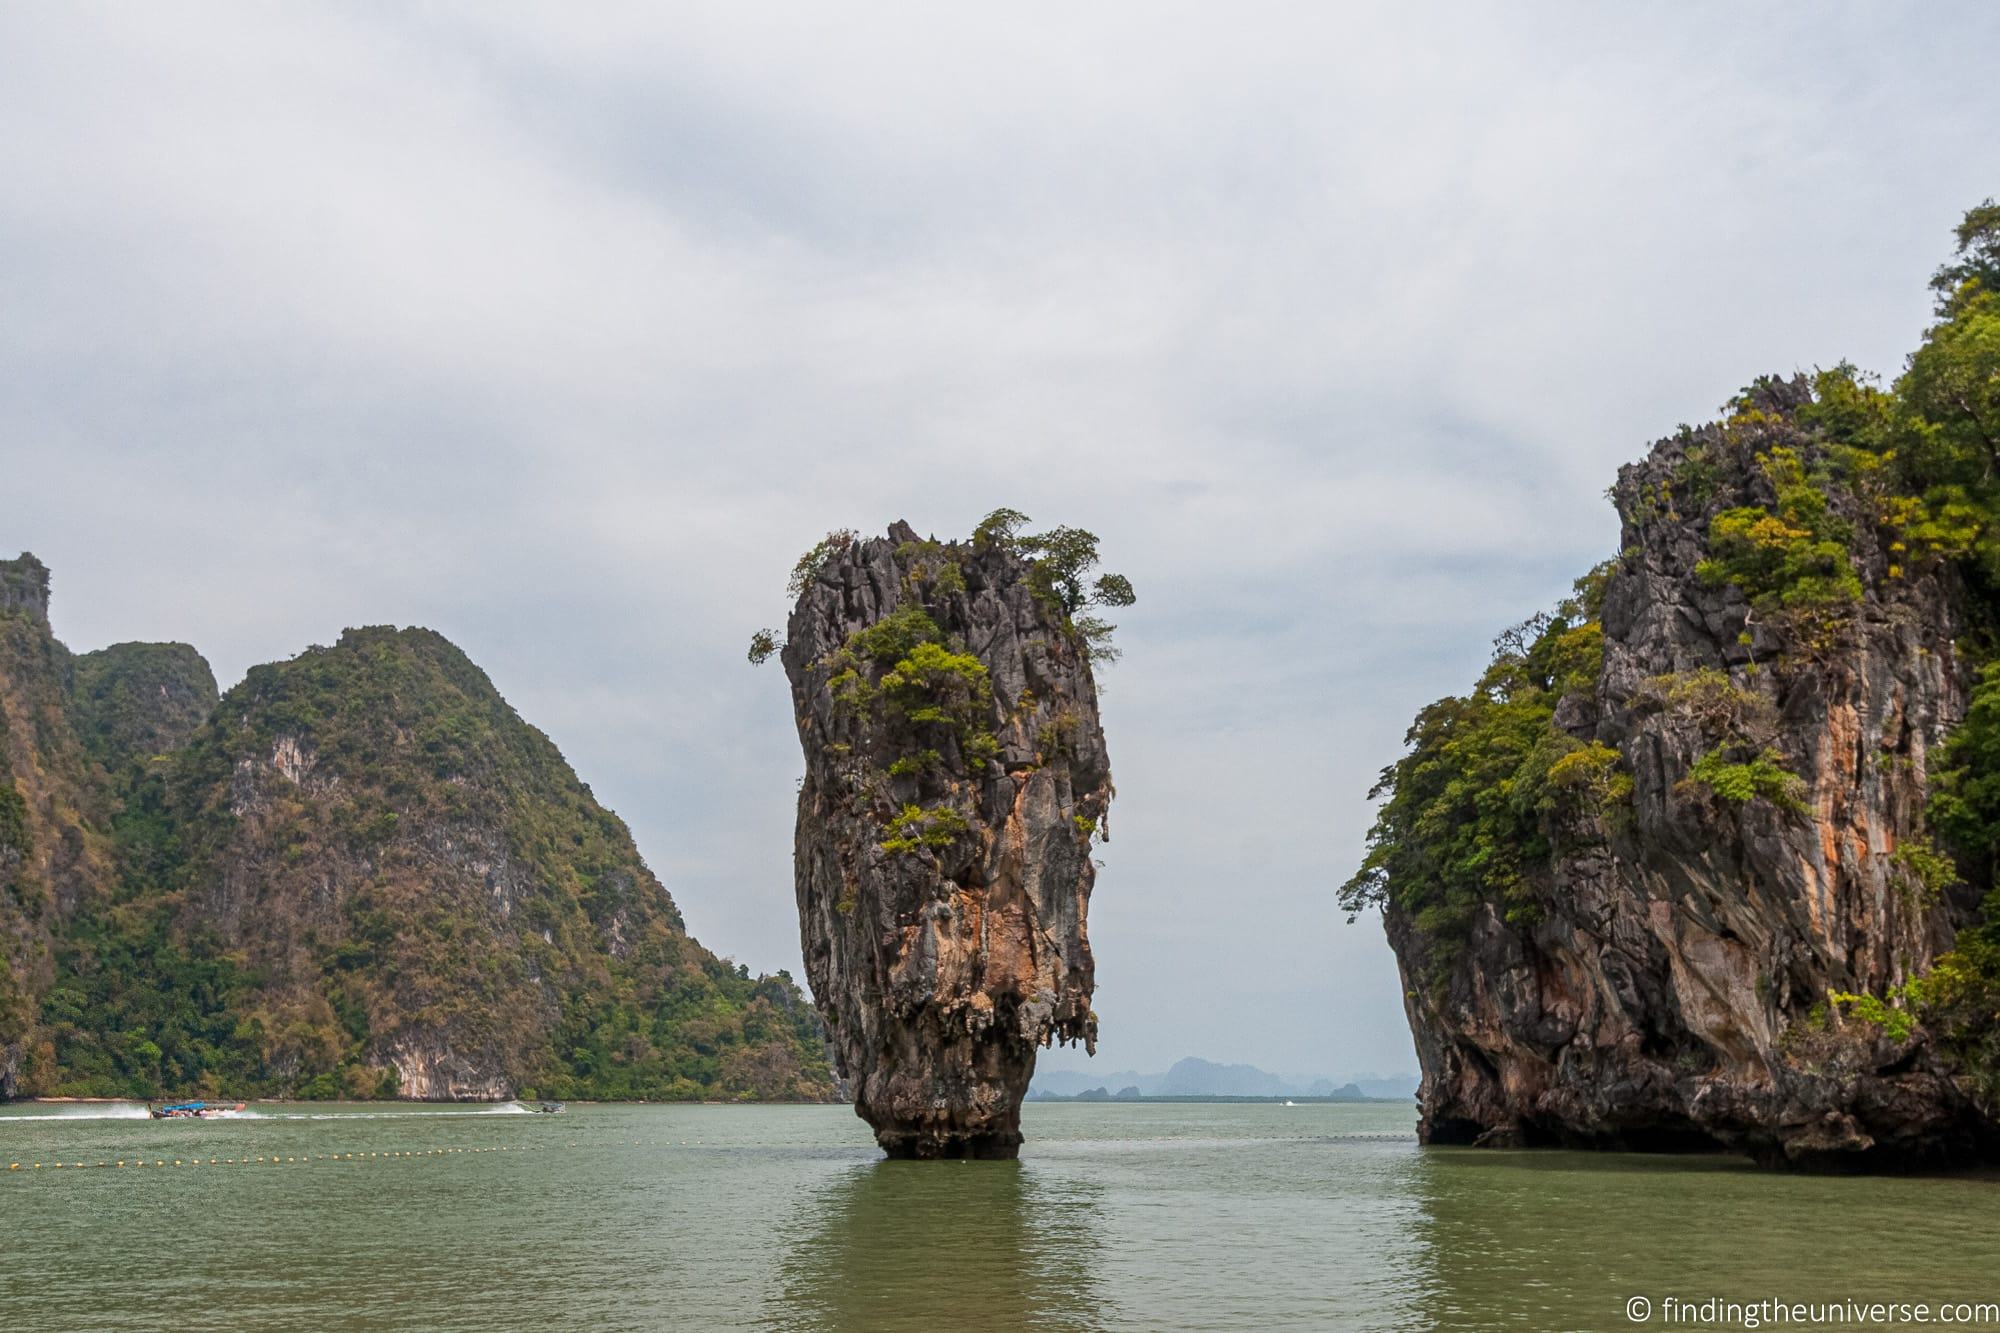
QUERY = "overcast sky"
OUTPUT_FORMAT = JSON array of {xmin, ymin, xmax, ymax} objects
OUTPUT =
[{"xmin": 4, "ymin": 3, "xmax": 1997, "ymax": 1078}]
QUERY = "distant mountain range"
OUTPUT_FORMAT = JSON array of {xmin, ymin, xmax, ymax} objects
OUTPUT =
[{"xmin": 1028, "ymin": 1057, "xmax": 1418, "ymax": 1101}]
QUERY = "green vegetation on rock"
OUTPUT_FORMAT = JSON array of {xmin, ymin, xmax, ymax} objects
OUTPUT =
[
  {"xmin": 753, "ymin": 511, "xmax": 1138, "ymax": 668},
  {"xmin": 1346, "ymin": 200, "xmax": 2000, "ymax": 1102},
  {"xmin": 1, "ymin": 593, "xmax": 834, "ymax": 1104},
  {"xmin": 978, "ymin": 512, "xmax": 1137, "ymax": 665},
  {"xmin": 1696, "ymin": 445, "xmax": 1862, "ymax": 611},
  {"xmin": 879, "ymin": 804, "xmax": 970, "ymax": 854},
  {"xmin": 1683, "ymin": 746, "xmax": 1808, "ymax": 813},
  {"xmin": 1337, "ymin": 570, "xmax": 1611, "ymax": 946},
  {"xmin": 68, "ymin": 641, "xmax": 217, "ymax": 775},
  {"xmin": 752, "ymin": 514, "xmax": 1134, "ymax": 862}
]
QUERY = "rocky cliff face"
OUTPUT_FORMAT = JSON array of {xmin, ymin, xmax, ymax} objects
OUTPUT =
[
  {"xmin": 0, "ymin": 554, "xmax": 117, "ymax": 1099},
  {"xmin": 1369, "ymin": 382, "xmax": 1997, "ymax": 1167},
  {"xmin": 1, "ymin": 559, "xmax": 836, "ymax": 1104},
  {"xmin": 145, "ymin": 625, "xmax": 835, "ymax": 1102},
  {"xmin": 0, "ymin": 554, "xmax": 49, "ymax": 623},
  {"xmin": 781, "ymin": 522, "xmax": 1112, "ymax": 1157}
]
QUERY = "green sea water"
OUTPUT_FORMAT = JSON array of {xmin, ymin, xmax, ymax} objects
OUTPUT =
[{"xmin": 4, "ymin": 1099, "xmax": 1996, "ymax": 1330}]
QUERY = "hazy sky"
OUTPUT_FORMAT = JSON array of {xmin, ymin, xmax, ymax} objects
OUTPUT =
[{"xmin": 4, "ymin": 3, "xmax": 1997, "ymax": 1078}]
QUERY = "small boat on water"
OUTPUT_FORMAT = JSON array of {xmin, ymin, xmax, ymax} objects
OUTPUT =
[
  {"xmin": 531, "ymin": 1102, "xmax": 565, "ymax": 1114},
  {"xmin": 148, "ymin": 1101, "xmax": 246, "ymax": 1120}
]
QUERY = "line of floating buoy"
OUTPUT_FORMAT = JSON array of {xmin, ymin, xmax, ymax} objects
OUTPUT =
[
  {"xmin": 3, "ymin": 1145, "xmax": 553, "ymax": 1173},
  {"xmin": 5, "ymin": 1131, "xmax": 1419, "ymax": 1175}
]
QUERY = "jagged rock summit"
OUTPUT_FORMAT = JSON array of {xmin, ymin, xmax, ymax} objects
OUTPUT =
[{"xmin": 776, "ymin": 518, "xmax": 1123, "ymax": 1157}]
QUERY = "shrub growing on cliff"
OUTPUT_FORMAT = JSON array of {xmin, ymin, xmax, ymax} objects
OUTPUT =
[
  {"xmin": 1891, "ymin": 835, "xmax": 1962, "ymax": 907},
  {"xmin": 1696, "ymin": 447, "xmax": 1861, "ymax": 612},
  {"xmin": 879, "ymin": 804, "xmax": 969, "ymax": 854},
  {"xmin": 972, "ymin": 507, "xmax": 1031, "ymax": 550},
  {"xmin": 1682, "ymin": 746, "xmax": 1808, "ymax": 813},
  {"xmin": 1633, "ymin": 668, "xmax": 1775, "ymax": 742},
  {"xmin": 1829, "ymin": 988, "xmax": 1918, "ymax": 1043},
  {"xmin": 974, "ymin": 509, "xmax": 1137, "ymax": 664},
  {"xmin": 1902, "ymin": 899, "xmax": 2000, "ymax": 1108},
  {"xmin": 789, "ymin": 529, "xmax": 858, "ymax": 599},
  {"xmin": 1338, "ymin": 577, "xmax": 1608, "ymax": 947},
  {"xmin": 1543, "ymin": 742, "xmax": 1632, "ymax": 813},
  {"xmin": 849, "ymin": 605, "xmax": 946, "ymax": 666},
  {"xmin": 880, "ymin": 640, "xmax": 995, "ymax": 751}
]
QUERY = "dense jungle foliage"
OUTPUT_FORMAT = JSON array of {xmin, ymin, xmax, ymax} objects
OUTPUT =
[{"xmin": 1, "ymin": 610, "xmax": 832, "ymax": 1103}]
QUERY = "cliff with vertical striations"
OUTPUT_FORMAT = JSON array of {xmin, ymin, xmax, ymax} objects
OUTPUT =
[
  {"xmin": 778, "ymin": 519, "xmax": 1121, "ymax": 1157},
  {"xmin": 1347, "ymin": 204, "xmax": 2000, "ymax": 1167},
  {"xmin": 1372, "ymin": 385, "xmax": 1988, "ymax": 1164}
]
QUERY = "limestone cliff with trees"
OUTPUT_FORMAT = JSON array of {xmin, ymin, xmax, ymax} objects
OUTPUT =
[
  {"xmin": 1, "ymin": 564, "xmax": 831, "ymax": 1103},
  {"xmin": 1345, "ymin": 203, "xmax": 2000, "ymax": 1167},
  {"xmin": 755, "ymin": 512, "xmax": 1132, "ymax": 1157}
]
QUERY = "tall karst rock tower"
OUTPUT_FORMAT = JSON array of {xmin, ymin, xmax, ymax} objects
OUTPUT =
[{"xmin": 772, "ymin": 515, "xmax": 1129, "ymax": 1158}]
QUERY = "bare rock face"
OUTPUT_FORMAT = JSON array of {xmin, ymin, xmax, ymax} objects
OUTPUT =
[
  {"xmin": 0, "ymin": 553, "xmax": 49, "ymax": 624},
  {"xmin": 1386, "ymin": 380, "xmax": 1997, "ymax": 1167},
  {"xmin": 385, "ymin": 1031, "xmax": 516, "ymax": 1102},
  {"xmin": 781, "ymin": 522, "xmax": 1111, "ymax": 1158}
]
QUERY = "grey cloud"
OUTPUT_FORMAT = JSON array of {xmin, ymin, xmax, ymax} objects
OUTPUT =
[{"xmin": 5, "ymin": 1, "xmax": 1998, "ymax": 1078}]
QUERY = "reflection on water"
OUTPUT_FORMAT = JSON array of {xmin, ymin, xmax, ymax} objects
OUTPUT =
[
  {"xmin": 770, "ymin": 1160, "xmax": 1107, "ymax": 1333},
  {"xmin": 6, "ymin": 1101, "xmax": 1998, "ymax": 1330},
  {"xmin": 1400, "ymin": 1146, "xmax": 2000, "ymax": 1331}
]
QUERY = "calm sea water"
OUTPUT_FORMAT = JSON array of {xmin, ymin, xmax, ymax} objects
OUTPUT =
[{"xmin": 4, "ymin": 1099, "xmax": 1996, "ymax": 1330}]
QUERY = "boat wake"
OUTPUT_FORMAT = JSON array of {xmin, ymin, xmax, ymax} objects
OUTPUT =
[
  {"xmin": 5, "ymin": 1100, "xmax": 543, "ymax": 1123},
  {"xmin": 241, "ymin": 1101, "xmax": 538, "ymax": 1120},
  {"xmin": 1, "ymin": 1102, "xmax": 153, "ymax": 1121}
]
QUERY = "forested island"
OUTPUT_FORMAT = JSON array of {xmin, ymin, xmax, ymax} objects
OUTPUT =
[
  {"xmin": 0, "ymin": 565, "xmax": 832, "ymax": 1103},
  {"xmin": 1344, "ymin": 203, "xmax": 2000, "ymax": 1167}
]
